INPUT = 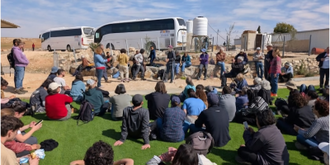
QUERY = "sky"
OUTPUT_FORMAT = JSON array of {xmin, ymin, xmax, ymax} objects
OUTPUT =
[{"xmin": 1, "ymin": 0, "xmax": 329, "ymax": 44}]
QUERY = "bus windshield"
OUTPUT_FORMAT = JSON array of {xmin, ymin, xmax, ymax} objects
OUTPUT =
[
  {"xmin": 83, "ymin": 28, "xmax": 93, "ymax": 36},
  {"xmin": 177, "ymin": 19, "xmax": 186, "ymax": 26}
]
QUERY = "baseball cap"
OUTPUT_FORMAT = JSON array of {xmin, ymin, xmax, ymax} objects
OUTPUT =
[
  {"xmin": 171, "ymin": 96, "xmax": 180, "ymax": 104},
  {"xmin": 240, "ymin": 50, "xmax": 244, "ymax": 52},
  {"xmin": 48, "ymin": 82, "xmax": 61, "ymax": 90},
  {"xmin": 168, "ymin": 45, "xmax": 173, "ymax": 49},
  {"xmin": 256, "ymin": 47, "xmax": 261, "ymax": 50},
  {"xmin": 207, "ymin": 93, "xmax": 219, "ymax": 106},
  {"xmin": 318, "ymin": 142, "xmax": 329, "ymax": 155},
  {"xmin": 51, "ymin": 66, "xmax": 58, "ymax": 74},
  {"xmin": 201, "ymin": 48, "xmax": 206, "ymax": 53},
  {"xmin": 132, "ymin": 94, "xmax": 143, "ymax": 106},
  {"xmin": 285, "ymin": 62, "xmax": 290, "ymax": 66},
  {"xmin": 86, "ymin": 79, "xmax": 95, "ymax": 85},
  {"xmin": 81, "ymin": 55, "xmax": 85, "ymax": 58}
]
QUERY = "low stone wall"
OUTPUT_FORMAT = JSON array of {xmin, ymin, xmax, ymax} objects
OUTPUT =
[{"xmin": 282, "ymin": 57, "xmax": 319, "ymax": 75}]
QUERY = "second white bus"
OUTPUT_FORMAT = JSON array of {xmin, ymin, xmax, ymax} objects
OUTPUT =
[
  {"xmin": 94, "ymin": 17, "xmax": 187, "ymax": 50},
  {"xmin": 39, "ymin": 26, "xmax": 94, "ymax": 51}
]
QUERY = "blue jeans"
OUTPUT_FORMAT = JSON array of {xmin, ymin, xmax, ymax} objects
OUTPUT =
[
  {"xmin": 150, "ymin": 57, "xmax": 155, "ymax": 65},
  {"xmin": 183, "ymin": 120, "xmax": 191, "ymax": 134},
  {"xmin": 182, "ymin": 62, "xmax": 191, "ymax": 72},
  {"xmin": 166, "ymin": 62, "xmax": 174, "ymax": 81},
  {"xmin": 217, "ymin": 62, "xmax": 226, "ymax": 76},
  {"xmin": 271, "ymin": 73, "xmax": 279, "ymax": 94},
  {"xmin": 255, "ymin": 62, "xmax": 264, "ymax": 79},
  {"xmin": 96, "ymin": 69, "xmax": 104, "ymax": 87},
  {"xmin": 175, "ymin": 63, "xmax": 180, "ymax": 74},
  {"xmin": 297, "ymin": 134, "xmax": 319, "ymax": 147},
  {"xmin": 14, "ymin": 66, "xmax": 25, "ymax": 89},
  {"xmin": 103, "ymin": 68, "xmax": 108, "ymax": 81}
]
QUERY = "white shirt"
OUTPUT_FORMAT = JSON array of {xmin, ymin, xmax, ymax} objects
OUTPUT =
[
  {"xmin": 322, "ymin": 53, "xmax": 329, "ymax": 69},
  {"xmin": 54, "ymin": 77, "xmax": 66, "ymax": 86}
]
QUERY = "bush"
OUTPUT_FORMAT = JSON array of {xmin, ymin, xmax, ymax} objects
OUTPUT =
[
  {"xmin": 295, "ymin": 63, "xmax": 307, "ymax": 75},
  {"xmin": 305, "ymin": 72, "xmax": 316, "ymax": 77}
]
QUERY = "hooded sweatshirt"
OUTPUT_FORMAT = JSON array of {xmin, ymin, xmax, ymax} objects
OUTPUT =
[
  {"xmin": 12, "ymin": 46, "xmax": 29, "ymax": 67},
  {"xmin": 84, "ymin": 88, "xmax": 104, "ymax": 114},
  {"xmin": 120, "ymin": 106, "xmax": 150, "ymax": 144},
  {"xmin": 70, "ymin": 80, "xmax": 86, "ymax": 101}
]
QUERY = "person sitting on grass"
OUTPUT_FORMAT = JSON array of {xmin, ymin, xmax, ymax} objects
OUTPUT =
[
  {"xmin": 179, "ymin": 76, "xmax": 196, "ymax": 102},
  {"xmin": 236, "ymin": 109, "xmax": 289, "ymax": 165},
  {"xmin": 279, "ymin": 62, "xmax": 294, "ymax": 83},
  {"xmin": 156, "ymin": 96, "xmax": 185, "ymax": 142},
  {"xmin": 235, "ymin": 87, "xmax": 249, "ymax": 112},
  {"xmin": 47, "ymin": 66, "xmax": 58, "ymax": 80},
  {"xmin": 1, "ymin": 116, "xmax": 40, "ymax": 165},
  {"xmin": 30, "ymin": 79, "xmax": 53, "ymax": 113},
  {"xmin": 258, "ymin": 79, "xmax": 272, "ymax": 105},
  {"xmin": 248, "ymin": 77, "xmax": 262, "ymax": 94},
  {"xmin": 110, "ymin": 84, "xmax": 132, "ymax": 121},
  {"xmin": 70, "ymin": 140, "xmax": 134, "ymax": 165},
  {"xmin": 70, "ymin": 74, "xmax": 85, "ymax": 103},
  {"xmin": 294, "ymin": 100, "xmax": 329, "ymax": 151},
  {"xmin": 305, "ymin": 90, "xmax": 319, "ymax": 109},
  {"xmin": 196, "ymin": 84, "xmax": 208, "ymax": 108},
  {"xmin": 53, "ymin": 69, "xmax": 71, "ymax": 94},
  {"xmin": 114, "ymin": 94, "xmax": 151, "ymax": 150},
  {"xmin": 193, "ymin": 93, "xmax": 231, "ymax": 147},
  {"xmin": 221, "ymin": 56, "xmax": 245, "ymax": 87},
  {"xmin": 84, "ymin": 79, "xmax": 109, "ymax": 116},
  {"xmin": 45, "ymin": 82, "xmax": 73, "ymax": 121},
  {"xmin": 145, "ymin": 81, "xmax": 170, "ymax": 120},
  {"xmin": 146, "ymin": 144, "xmax": 215, "ymax": 165},
  {"xmin": 318, "ymin": 142, "xmax": 329, "ymax": 165},
  {"xmin": 275, "ymin": 80, "xmax": 299, "ymax": 116},
  {"xmin": 232, "ymin": 73, "xmax": 248, "ymax": 93},
  {"xmin": 276, "ymin": 93, "xmax": 315, "ymax": 135},
  {"xmin": 219, "ymin": 86, "xmax": 236, "ymax": 122}
]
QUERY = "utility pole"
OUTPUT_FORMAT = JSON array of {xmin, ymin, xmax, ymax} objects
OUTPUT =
[{"xmin": 217, "ymin": 29, "xmax": 219, "ymax": 46}]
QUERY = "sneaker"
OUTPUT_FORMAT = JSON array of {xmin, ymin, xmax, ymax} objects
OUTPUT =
[
  {"xmin": 14, "ymin": 89, "xmax": 25, "ymax": 94},
  {"xmin": 19, "ymin": 88, "xmax": 28, "ymax": 93},
  {"xmin": 235, "ymin": 155, "xmax": 251, "ymax": 165},
  {"xmin": 204, "ymin": 77, "xmax": 207, "ymax": 80},
  {"xmin": 99, "ymin": 86, "xmax": 104, "ymax": 89},
  {"xmin": 295, "ymin": 142, "xmax": 307, "ymax": 150},
  {"xmin": 141, "ymin": 78, "xmax": 146, "ymax": 81}
]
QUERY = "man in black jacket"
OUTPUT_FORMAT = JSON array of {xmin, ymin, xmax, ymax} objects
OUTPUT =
[
  {"xmin": 220, "ymin": 57, "xmax": 244, "ymax": 87},
  {"xmin": 194, "ymin": 93, "xmax": 231, "ymax": 147},
  {"xmin": 264, "ymin": 44, "xmax": 274, "ymax": 82},
  {"xmin": 113, "ymin": 94, "xmax": 151, "ymax": 150},
  {"xmin": 316, "ymin": 47, "xmax": 329, "ymax": 90}
]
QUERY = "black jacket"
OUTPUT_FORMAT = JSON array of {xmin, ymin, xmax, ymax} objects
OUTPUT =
[
  {"xmin": 145, "ymin": 92, "xmax": 170, "ymax": 120},
  {"xmin": 231, "ymin": 62, "xmax": 244, "ymax": 75},
  {"xmin": 316, "ymin": 52, "xmax": 327, "ymax": 68},
  {"xmin": 264, "ymin": 50, "xmax": 273, "ymax": 67},
  {"xmin": 285, "ymin": 105, "xmax": 315, "ymax": 128},
  {"xmin": 195, "ymin": 105, "xmax": 231, "ymax": 147},
  {"xmin": 120, "ymin": 106, "xmax": 150, "ymax": 144}
]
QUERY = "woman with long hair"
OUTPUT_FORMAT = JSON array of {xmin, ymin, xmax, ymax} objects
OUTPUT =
[
  {"xmin": 110, "ymin": 84, "xmax": 132, "ymax": 120},
  {"xmin": 145, "ymin": 81, "xmax": 170, "ymax": 120},
  {"xmin": 93, "ymin": 46, "xmax": 111, "ymax": 87},
  {"xmin": 196, "ymin": 84, "xmax": 208, "ymax": 108},
  {"xmin": 180, "ymin": 76, "xmax": 196, "ymax": 101},
  {"xmin": 269, "ymin": 48, "xmax": 282, "ymax": 97},
  {"xmin": 70, "ymin": 74, "xmax": 85, "ymax": 103}
]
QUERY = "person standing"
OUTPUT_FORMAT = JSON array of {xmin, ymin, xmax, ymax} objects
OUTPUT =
[
  {"xmin": 316, "ymin": 47, "xmax": 329, "ymax": 90},
  {"xmin": 214, "ymin": 48, "xmax": 226, "ymax": 78},
  {"xmin": 253, "ymin": 47, "xmax": 264, "ymax": 79},
  {"xmin": 279, "ymin": 62, "xmax": 294, "ymax": 82},
  {"xmin": 264, "ymin": 44, "xmax": 274, "ymax": 81},
  {"xmin": 164, "ymin": 45, "xmax": 175, "ymax": 83},
  {"xmin": 174, "ymin": 51, "xmax": 181, "ymax": 77},
  {"xmin": 181, "ymin": 53, "xmax": 191, "ymax": 75},
  {"xmin": 117, "ymin": 49, "xmax": 129, "ymax": 83},
  {"xmin": 94, "ymin": 46, "xmax": 111, "ymax": 87},
  {"xmin": 132, "ymin": 49, "xmax": 146, "ymax": 81},
  {"xmin": 13, "ymin": 39, "xmax": 29, "ymax": 94},
  {"xmin": 197, "ymin": 48, "xmax": 209, "ymax": 80},
  {"xmin": 100, "ymin": 44, "xmax": 109, "ymax": 83},
  {"xmin": 269, "ymin": 48, "xmax": 282, "ymax": 97},
  {"xmin": 32, "ymin": 43, "xmax": 35, "ymax": 51},
  {"xmin": 149, "ymin": 46, "xmax": 156, "ymax": 66}
]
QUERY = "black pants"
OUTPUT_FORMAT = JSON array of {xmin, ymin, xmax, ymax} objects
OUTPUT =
[
  {"xmin": 95, "ymin": 102, "xmax": 110, "ymax": 116},
  {"xmin": 132, "ymin": 63, "xmax": 145, "ymax": 79},
  {"xmin": 264, "ymin": 64, "xmax": 270, "ymax": 81},
  {"xmin": 279, "ymin": 73, "xmax": 293, "ymax": 82},
  {"xmin": 234, "ymin": 113, "xmax": 257, "ymax": 126},
  {"xmin": 197, "ymin": 64, "xmax": 208, "ymax": 79},
  {"xmin": 238, "ymin": 147, "xmax": 258, "ymax": 165},
  {"xmin": 221, "ymin": 71, "xmax": 237, "ymax": 86},
  {"xmin": 276, "ymin": 119, "xmax": 297, "ymax": 136},
  {"xmin": 320, "ymin": 68, "xmax": 329, "ymax": 88},
  {"xmin": 275, "ymin": 99, "xmax": 290, "ymax": 115}
]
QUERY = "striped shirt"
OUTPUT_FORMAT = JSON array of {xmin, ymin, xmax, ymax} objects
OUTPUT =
[
  {"xmin": 298, "ymin": 115, "xmax": 329, "ymax": 143},
  {"xmin": 242, "ymin": 96, "xmax": 268, "ymax": 115}
]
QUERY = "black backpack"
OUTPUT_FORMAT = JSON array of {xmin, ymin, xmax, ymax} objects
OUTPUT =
[
  {"xmin": 7, "ymin": 49, "xmax": 15, "ymax": 76},
  {"xmin": 76, "ymin": 100, "xmax": 94, "ymax": 125}
]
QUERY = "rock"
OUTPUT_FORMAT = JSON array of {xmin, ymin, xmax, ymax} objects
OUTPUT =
[
  {"xmin": 148, "ymin": 66, "xmax": 159, "ymax": 74},
  {"xmin": 129, "ymin": 47, "xmax": 136, "ymax": 53},
  {"xmin": 179, "ymin": 85, "xmax": 183, "ymax": 88}
]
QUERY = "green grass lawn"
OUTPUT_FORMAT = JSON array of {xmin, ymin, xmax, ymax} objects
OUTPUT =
[{"xmin": 20, "ymin": 87, "xmax": 323, "ymax": 165}]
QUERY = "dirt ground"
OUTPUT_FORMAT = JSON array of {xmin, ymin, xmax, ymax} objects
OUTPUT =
[{"xmin": 1, "ymin": 37, "xmax": 41, "ymax": 51}]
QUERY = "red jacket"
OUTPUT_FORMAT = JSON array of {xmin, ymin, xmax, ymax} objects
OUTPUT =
[
  {"xmin": 270, "ymin": 56, "xmax": 281, "ymax": 74},
  {"xmin": 4, "ymin": 140, "xmax": 32, "ymax": 153},
  {"xmin": 45, "ymin": 94, "xmax": 73, "ymax": 119}
]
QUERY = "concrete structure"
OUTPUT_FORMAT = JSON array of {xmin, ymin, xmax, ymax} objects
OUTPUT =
[
  {"xmin": 1, "ymin": 19, "xmax": 20, "ymax": 28},
  {"xmin": 234, "ymin": 37, "xmax": 241, "ymax": 45},
  {"xmin": 241, "ymin": 30, "xmax": 257, "ymax": 51}
]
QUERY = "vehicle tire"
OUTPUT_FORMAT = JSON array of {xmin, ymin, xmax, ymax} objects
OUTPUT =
[
  {"xmin": 67, "ymin": 45, "xmax": 72, "ymax": 52},
  {"xmin": 47, "ymin": 45, "xmax": 52, "ymax": 52}
]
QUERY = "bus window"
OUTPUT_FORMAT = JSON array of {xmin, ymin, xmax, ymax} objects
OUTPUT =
[
  {"xmin": 177, "ymin": 19, "xmax": 186, "ymax": 26},
  {"xmin": 83, "ymin": 28, "xmax": 93, "ymax": 36}
]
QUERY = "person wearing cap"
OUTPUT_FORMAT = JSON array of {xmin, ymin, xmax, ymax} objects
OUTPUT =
[
  {"xmin": 84, "ymin": 79, "xmax": 109, "ymax": 116},
  {"xmin": 279, "ymin": 62, "xmax": 294, "ymax": 82},
  {"xmin": 114, "ymin": 94, "xmax": 151, "ymax": 150},
  {"xmin": 132, "ymin": 49, "xmax": 146, "ymax": 81},
  {"xmin": 319, "ymin": 142, "xmax": 329, "ymax": 165},
  {"xmin": 214, "ymin": 48, "xmax": 226, "ymax": 78},
  {"xmin": 47, "ymin": 66, "xmax": 58, "ymax": 81},
  {"xmin": 235, "ymin": 50, "xmax": 248, "ymax": 65},
  {"xmin": 197, "ymin": 48, "xmax": 209, "ymax": 80},
  {"xmin": 181, "ymin": 52, "xmax": 191, "ymax": 74},
  {"xmin": 264, "ymin": 43, "xmax": 274, "ymax": 81},
  {"xmin": 164, "ymin": 45, "xmax": 175, "ymax": 83},
  {"xmin": 12, "ymin": 39, "xmax": 29, "ymax": 94},
  {"xmin": 236, "ymin": 109, "xmax": 289, "ymax": 165},
  {"xmin": 269, "ymin": 48, "xmax": 282, "ymax": 97},
  {"xmin": 253, "ymin": 47, "xmax": 264, "ymax": 79},
  {"xmin": 174, "ymin": 51, "xmax": 181, "ymax": 77},
  {"xmin": 94, "ymin": 46, "xmax": 111, "ymax": 87},
  {"xmin": 156, "ymin": 96, "xmax": 185, "ymax": 142},
  {"xmin": 316, "ymin": 47, "xmax": 329, "ymax": 91},
  {"xmin": 145, "ymin": 81, "xmax": 170, "ymax": 120},
  {"xmin": 294, "ymin": 99, "xmax": 329, "ymax": 150},
  {"xmin": 193, "ymin": 93, "xmax": 231, "ymax": 147},
  {"xmin": 221, "ymin": 56, "xmax": 244, "ymax": 87},
  {"xmin": 45, "ymin": 82, "xmax": 73, "ymax": 120}
]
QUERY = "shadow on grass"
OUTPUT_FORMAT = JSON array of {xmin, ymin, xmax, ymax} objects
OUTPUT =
[
  {"xmin": 211, "ymin": 148, "xmax": 238, "ymax": 165},
  {"xmin": 102, "ymin": 129, "xmax": 145, "ymax": 145},
  {"xmin": 31, "ymin": 113, "xmax": 48, "ymax": 120},
  {"xmin": 286, "ymin": 141, "xmax": 314, "ymax": 159}
]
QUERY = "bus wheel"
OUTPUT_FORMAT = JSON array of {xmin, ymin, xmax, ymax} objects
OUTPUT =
[
  {"xmin": 67, "ymin": 45, "xmax": 72, "ymax": 52},
  {"xmin": 146, "ymin": 42, "xmax": 156, "ymax": 50},
  {"xmin": 47, "ymin": 45, "xmax": 52, "ymax": 52}
]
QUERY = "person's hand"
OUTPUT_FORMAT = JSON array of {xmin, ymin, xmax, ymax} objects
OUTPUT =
[
  {"xmin": 28, "ymin": 155, "xmax": 39, "ymax": 165},
  {"xmin": 114, "ymin": 140, "xmax": 124, "ymax": 146},
  {"xmin": 70, "ymin": 160, "xmax": 85, "ymax": 165},
  {"xmin": 321, "ymin": 58, "xmax": 325, "ymax": 61},
  {"xmin": 247, "ymin": 127, "xmax": 255, "ymax": 134},
  {"xmin": 29, "ymin": 121, "xmax": 36, "ymax": 128},
  {"xmin": 9, "ymin": 95, "xmax": 16, "ymax": 99},
  {"xmin": 31, "ymin": 123, "xmax": 42, "ymax": 132},
  {"xmin": 240, "ymin": 144, "xmax": 246, "ymax": 147},
  {"xmin": 141, "ymin": 144, "xmax": 151, "ymax": 150},
  {"xmin": 293, "ymin": 124, "xmax": 303, "ymax": 132},
  {"xmin": 31, "ymin": 144, "xmax": 41, "ymax": 150}
]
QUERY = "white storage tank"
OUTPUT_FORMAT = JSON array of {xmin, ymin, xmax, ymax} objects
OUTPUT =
[
  {"xmin": 193, "ymin": 16, "xmax": 208, "ymax": 36},
  {"xmin": 186, "ymin": 20, "xmax": 193, "ymax": 34}
]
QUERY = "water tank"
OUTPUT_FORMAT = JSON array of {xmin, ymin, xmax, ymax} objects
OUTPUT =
[
  {"xmin": 193, "ymin": 16, "xmax": 208, "ymax": 36},
  {"xmin": 186, "ymin": 20, "xmax": 193, "ymax": 34}
]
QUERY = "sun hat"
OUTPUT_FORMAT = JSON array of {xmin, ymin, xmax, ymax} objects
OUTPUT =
[
  {"xmin": 50, "ymin": 66, "xmax": 58, "ymax": 74},
  {"xmin": 86, "ymin": 79, "xmax": 96, "ymax": 85},
  {"xmin": 48, "ymin": 82, "xmax": 61, "ymax": 90},
  {"xmin": 201, "ymin": 48, "xmax": 206, "ymax": 53},
  {"xmin": 318, "ymin": 142, "xmax": 329, "ymax": 155},
  {"xmin": 285, "ymin": 81, "xmax": 296, "ymax": 90},
  {"xmin": 256, "ymin": 47, "xmax": 261, "ymax": 50}
]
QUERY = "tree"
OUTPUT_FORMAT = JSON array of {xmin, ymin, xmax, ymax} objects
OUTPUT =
[
  {"xmin": 273, "ymin": 22, "xmax": 297, "ymax": 33},
  {"xmin": 257, "ymin": 26, "xmax": 261, "ymax": 33},
  {"xmin": 225, "ymin": 23, "xmax": 236, "ymax": 47}
]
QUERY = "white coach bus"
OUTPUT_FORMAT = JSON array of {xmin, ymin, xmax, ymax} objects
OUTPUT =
[
  {"xmin": 39, "ymin": 26, "xmax": 94, "ymax": 51},
  {"xmin": 94, "ymin": 17, "xmax": 187, "ymax": 50}
]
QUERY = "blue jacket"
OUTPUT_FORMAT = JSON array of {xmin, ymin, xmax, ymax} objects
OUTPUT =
[
  {"xmin": 236, "ymin": 95, "xmax": 248, "ymax": 111},
  {"xmin": 70, "ymin": 80, "xmax": 86, "ymax": 101},
  {"xmin": 281, "ymin": 66, "xmax": 294, "ymax": 76},
  {"xmin": 149, "ymin": 50, "xmax": 156, "ymax": 59},
  {"xmin": 182, "ymin": 55, "xmax": 191, "ymax": 63},
  {"xmin": 94, "ymin": 53, "xmax": 108, "ymax": 68},
  {"xmin": 235, "ymin": 79, "xmax": 248, "ymax": 92}
]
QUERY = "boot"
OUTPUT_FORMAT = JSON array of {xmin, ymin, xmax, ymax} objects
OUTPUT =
[{"xmin": 221, "ymin": 75, "xmax": 227, "ymax": 87}]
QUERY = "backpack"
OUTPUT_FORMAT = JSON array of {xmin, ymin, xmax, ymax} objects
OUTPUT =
[
  {"xmin": 185, "ymin": 131, "xmax": 214, "ymax": 156},
  {"xmin": 157, "ymin": 69, "xmax": 164, "ymax": 79},
  {"xmin": 76, "ymin": 100, "xmax": 94, "ymax": 125},
  {"xmin": 209, "ymin": 58, "xmax": 215, "ymax": 65},
  {"xmin": 7, "ymin": 49, "xmax": 15, "ymax": 76}
]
